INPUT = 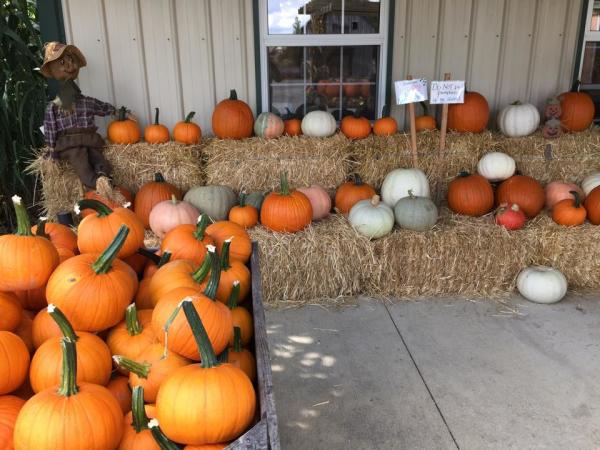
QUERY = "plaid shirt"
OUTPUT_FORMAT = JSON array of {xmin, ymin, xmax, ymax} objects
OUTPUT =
[{"xmin": 44, "ymin": 95, "xmax": 115, "ymax": 148}]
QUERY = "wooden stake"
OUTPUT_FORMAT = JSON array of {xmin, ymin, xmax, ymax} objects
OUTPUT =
[
  {"xmin": 439, "ymin": 72, "xmax": 451, "ymax": 152},
  {"xmin": 407, "ymin": 75, "xmax": 418, "ymax": 168}
]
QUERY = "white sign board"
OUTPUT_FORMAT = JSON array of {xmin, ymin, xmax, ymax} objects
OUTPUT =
[
  {"xmin": 430, "ymin": 80, "xmax": 465, "ymax": 104},
  {"xmin": 394, "ymin": 79, "xmax": 428, "ymax": 105}
]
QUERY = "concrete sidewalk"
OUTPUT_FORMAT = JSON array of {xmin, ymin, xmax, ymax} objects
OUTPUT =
[{"xmin": 265, "ymin": 295, "xmax": 600, "ymax": 449}]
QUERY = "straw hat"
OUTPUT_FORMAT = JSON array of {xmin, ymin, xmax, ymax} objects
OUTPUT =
[{"xmin": 39, "ymin": 42, "xmax": 87, "ymax": 78}]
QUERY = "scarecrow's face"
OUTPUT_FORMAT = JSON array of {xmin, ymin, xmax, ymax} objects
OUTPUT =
[
  {"xmin": 543, "ymin": 121, "xmax": 561, "ymax": 139},
  {"xmin": 545, "ymin": 104, "xmax": 561, "ymax": 119},
  {"xmin": 47, "ymin": 51, "xmax": 81, "ymax": 81}
]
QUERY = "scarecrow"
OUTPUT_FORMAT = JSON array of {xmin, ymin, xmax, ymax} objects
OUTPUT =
[{"xmin": 40, "ymin": 42, "xmax": 129, "ymax": 202}]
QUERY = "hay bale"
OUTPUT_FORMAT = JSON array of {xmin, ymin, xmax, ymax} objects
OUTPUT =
[
  {"xmin": 203, "ymin": 134, "xmax": 352, "ymax": 192},
  {"xmin": 27, "ymin": 142, "xmax": 204, "ymax": 219}
]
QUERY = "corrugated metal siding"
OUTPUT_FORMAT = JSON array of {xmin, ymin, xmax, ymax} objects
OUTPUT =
[
  {"xmin": 391, "ymin": 0, "xmax": 584, "ymax": 128},
  {"xmin": 61, "ymin": 0, "xmax": 255, "ymax": 135}
]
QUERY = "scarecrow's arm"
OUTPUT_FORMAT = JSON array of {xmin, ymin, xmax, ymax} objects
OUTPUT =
[
  {"xmin": 43, "ymin": 104, "xmax": 58, "ymax": 149},
  {"xmin": 87, "ymin": 96, "xmax": 116, "ymax": 117}
]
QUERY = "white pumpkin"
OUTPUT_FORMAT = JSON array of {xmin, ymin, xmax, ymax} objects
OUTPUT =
[
  {"xmin": 497, "ymin": 101, "xmax": 540, "ymax": 137},
  {"xmin": 301, "ymin": 110, "xmax": 336, "ymax": 137},
  {"xmin": 582, "ymin": 172, "xmax": 600, "ymax": 196},
  {"xmin": 348, "ymin": 195, "xmax": 394, "ymax": 239},
  {"xmin": 380, "ymin": 168, "xmax": 430, "ymax": 207},
  {"xmin": 477, "ymin": 152, "xmax": 516, "ymax": 182},
  {"xmin": 516, "ymin": 266, "xmax": 567, "ymax": 304}
]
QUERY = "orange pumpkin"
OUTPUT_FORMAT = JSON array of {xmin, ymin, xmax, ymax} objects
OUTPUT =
[
  {"xmin": 147, "ymin": 257, "xmax": 209, "ymax": 307},
  {"xmin": 584, "ymin": 185, "xmax": 600, "ymax": 224},
  {"xmin": 0, "ymin": 331, "xmax": 30, "ymax": 394},
  {"xmin": 173, "ymin": 111, "xmax": 202, "ymax": 144},
  {"xmin": 225, "ymin": 327, "xmax": 256, "ymax": 382},
  {"xmin": 155, "ymin": 300, "xmax": 255, "ymax": 445},
  {"xmin": 373, "ymin": 105, "xmax": 397, "ymax": 136},
  {"xmin": 545, "ymin": 181, "xmax": 585, "ymax": 210},
  {"xmin": 142, "ymin": 251, "xmax": 171, "ymax": 279},
  {"xmin": 144, "ymin": 107, "xmax": 170, "ymax": 144},
  {"xmin": 284, "ymin": 118, "xmax": 302, "ymax": 136},
  {"xmin": 228, "ymin": 193, "xmax": 259, "ymax": 229},
  {"xmin": 205, "ymin": 220, "xmax": 252, "ymax": 263},
  {"xmin": 31, "ymin": 220, "xmax": 78, "ymax": 254},
  {"xmin": 340, "ymin": 112, "xmax": 371, "ymax": 139},
  {"xmin": 552, "ymin": 191, "xmax": 587, "ymax": 226},
  {"xmin": 215, "ymin": 238, "xmax": 251, "ymax": 304},
  {"xmin": 160, "ymin": 214, "xmax": 214, "ymax": 264},
  {"xmin": 76, "ymin": 199, "xmax": 145, "ymax": 258},
  {"xmin": 0, "ymin": 292, "xmax": 22, "ymax": 332},
  {"xmin": 0, "ymin": 395, "xmax": 26, "ymax": 450},
  {"xmin": 0, "ymin": 196, "xmax": 59, "ymax": 291},
  {"xmin": 13, "ymin": 286, "xmax": 47, "ymax": 311},
  {"xmin": 135, "ymin": 278, "xmax": 154, "ymax": 310},
  {"xmin": 123, "ymin": 251, "xmax": 149, "ymax": 277},
  {"xmin": 334, "ymin": 174, "xmax": 377, "ymax": 214},
  {"xmin": 496, "ymin": 175, "xmax": 545, "ymax": 218},
  {"xmin": 559, "ymin": 83, "xmax": 595, "ymax": 132},
  {"xmin": 31, "ymin": 307, "xmax": 61, "ymax": 349},
  {"xmin": 415, "ymin": 102, "xmax": 436, "ymax": 132},
  {"xmin": 106, "ymin": 375, "xmax": 132, "ymax": 414},
  {"xmin": 227, "ymin": 281, "xmax": 253, "ymax": 346},
  {"xmin": 108, "ymin": 106, "xmax": 141, "ymax": 144},
  {"xmin": 212, "ymin": 89, "xmax": 254, "ymax": 139},
  {"xmin": 261, "ymin": 172, "xmax": 313, "ymax": 233},
  {"xmin": 13, "ymin": 313, "xmax": 34, "ymax": 354},
  {"xmin": 448, "ymin": 91, "xmax": 490, "ymax": 133},
  {"xmin": 447, "ymin": 171, "xmax": 494, "ymax": 217},
  {"xmin": 81, "ymin": 186, "xmax": 134, "ymax": 217},
  {"xmin": 118, "ymin": 386, "xmax": 160, "ymax": 450},
  {"xmin": 46, "ymin": 225, "xmax": 139, "ymax": 332},
  {"xmin": 134, "ymin": 173, "xmax": 182, "ymax": 229}
]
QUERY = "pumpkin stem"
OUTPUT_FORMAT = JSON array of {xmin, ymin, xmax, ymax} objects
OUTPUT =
[
  {"xmin": 76, "ymin": 199, "xmax": 113, "ymax": 217},
  {"xmin": 407, "ymin": 189, "xmax": 415, "ymax": 199},
  {"xmin": 35, "ymin": 216, "xmax": 49, "ymax": 239},
  {"xmin": 184, "ymin": 111, "xmax": 195, "ymax": 123},
  {"xmin": 157, "ymin": 251, "xmax": 171, "ymax": 268},
  {"xmin": 218, "ymin": 347, "xmax": 229, "ymax": 363},
  {"xmin": 203, "ymin": 245, "xmax": 221, "ymax": 300},
  {"xmin": 419, "ymin": 101, "xmax": 429, "ymax": 116},
  {"xmin": 511, "ymin": 100, "xmax": 522, "ymax": 105},
  {"xmin": 148, "ymin": 419, "xmax": 180, "ymax": 450},
  {"xmin": 137, "ymin": 247, "xmax": 161, "ymax": 264},
  {"xmin": 181, "ymin": 299, "xmax": 220, "ymax": 368},
  {"xmin": 91, "ymin": 224, "xmax": 130, "ymax": 274},
  {"xmin": 191, "ymin": 250, "xmax": 211, "ymax": 283},
  {"xmin": 12, "ymin": 196, "xmax": 32, "ymax": 236},
  {"xmin": 112, "ymin": 355, "xmax": 150, "ymax": 379},
  {"xmin": 193, "ymin": 214, "xmax": 209, "ymax": 241},
  {"xmin": 153, "ymin": 108, "xmax": 160, "ymax": 126},
  {"xmin": 227, "ymin": 280, "xmax": 241, "ymax": 309},
  {"xmin": 170, "ymin": 194, "xmax": 178, "ymax": 205},
  {"xmin": 510, "ymin": 204, "xmax": 520, "ymax": 212},
  {"xmin": 118, "ymin": 106, "xmax": 128, "ymax": 121},
  {"xmin": 221, "ymin": 237, "xmax": 233, "ymax": 270},
  {"xmin": 381, "ymin": 104, "xmax": 390, "ymax": 117},
  {"xmin": 47, "ymin": 304, "xmax": 78, "ymax": 341},
  {"xmin": 131, "ymin": 386, "xmax": 150, "ymax": 433},
  {"xmin": 353, "ymin": 109, "xmax": 361, "ymax": 119},
  {"xmin": 352, "ymin": 173, "xmax": 364, "ymax": 186},
  {"xmin": 457, "ymin": 170, "xmax": 470, "ymax": 178},
  {"xmin": 239, "ymin": 192, "xmax": 247, "ymax": 208},
  {"xmin": 57, "ymin": 337, "xmax": 79, "ymax": 397},
  {"xmin": 233, "ymin": 326, "xmax": 243, "ymax": 353},
  {"xmin": 570, "ymin": 190, "xmax": 582, "ymax": 208},
  {"xmin": 125, "ymin": 304, "xmax": 143, "ymax": 336},
  {"xmin": 154, "ymin": 172, "xmax": 165, "ymax": 183},
  {"xmin": 280, "ymin": 171, "xmax": 291, "ymax": 196},
  {"xmin": 229, "ymin": 89, "xmax": 238, "ymax": 100},
  {"xmin": 370, "ymin": 195, "xmax": 380, "ymax": 206},
  {"xmin": 571, "ymin": 80, "xmax": 581, "ymax": 93}
]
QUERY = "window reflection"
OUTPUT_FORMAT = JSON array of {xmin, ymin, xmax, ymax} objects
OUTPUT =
[{"xmin": 591, "ymin": 1, "xmax": 600, "ymax": 31}]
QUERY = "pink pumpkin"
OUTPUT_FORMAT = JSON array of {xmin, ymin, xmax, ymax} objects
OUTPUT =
[
  {"xmin": 545, "ymin": 181, "xmax": 584, "ymax": 209},
  {"xmin": 149, "ymin": 195, "xmax": 200, "ymax": 238},
  {"xmin": 297, "ymin": 185, "xmax": 332, "ymax": 220}
]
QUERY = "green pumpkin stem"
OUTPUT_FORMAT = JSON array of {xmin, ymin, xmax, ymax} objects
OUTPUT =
[
  {"xmin": 570, "ymin": 190, "xmax": 582, "ymax": 208},
  {"xmin": 157, "ymin": 251, "xmax": 171, "ymax": 268},
  {"xmin": 112, "ymin": 355, "xmax": 150, "ymax": 379},
  {"xmin": 381, "ymin": 104, "xmax": 390, "ymax": 117},
  {"xmin": 229, "ymin": 89, "xmax": 238, "ymax": 100},
  {"xmin": 118, "ymin": 106, "xmax": 128, "ymax": 121},
  {"xmin": 154, "ymin": 172, "xmax": 165, "ymax": 183},
  {"xmin": 35, "ymin": 217, "xmax": 49, "ymax": 239},
  {"xmin": 91, "ymin": 224, "xmax": 130, "ymax": 274},
  {"xmin": 184, "ymin": 111, "xmax": 195, "ymax": 123},
  {"xmin": 352, "ymin": 173, "xmax": 364, "ymax": 186},
  {"xmin": 221, "ymin": 238, "xmax": 232, "ymax": 270},
  {"xmin": 76, "ymin": 199, "xmax": 113, "ymax": 217},
  {"xmin": 131, "ymin": 386, "xmax": 149, "ymax": 433},
  {"xmin": 137, "ymin": 247, "xmax": 161, "ymax": 265},
  {"xmin": 457, "ymin": 170, "xmax": 470, "ymax": 178},
  {"xmin": 47, "ymin": 304, "xmax": 78, "ymax": 341},
  {"xmin": 218, "ymin": 347, "xmax": 229, "ymax": 363},
  {"xmin": 280, "ymin": 171, "xmax": 291, "ymax": 196},
  {"xmin": 511, "ymin": 100, "xmax": 522, "ymax": 105},
  {"xmin": 57, "ymin": 337, "xmax": 79, "ymax": 397},
  {"xmin": 233, "ymin": 326, "xmax": 243, "ymax": 353},
  {"xmin": 191, "ymin": 250, "xmax": 211, "ymax": 283},
  {"xmin": 149, "ymin": 419, "xmax": 180, "ymax": 450},
  {"xmin": 227, "ymin": 281, "xmax": 241, "ymax": 309},
  {"xmin": 193, "ymin": 214, "xmax": 209, "ymax": 241},
  {"xmin": 125, "ymin": 304, "xmax": 142, "ymax": 336},
  {"xmin": 181, "ymin": 299, "xmax": 220, "ymax": 368},
  {"xmin": 239, "ymin": 192, "xmax": 247, "ymax": 208},
  {"xmin": 203, "ymin": 246, "xmax": 221, "ymax": 300},
  {"xmin": 419, "ymin": 101, "xmax": 429, "ymax": 116},
  {"xmin": 153, "ymin": 108, "xmax": 160, "ymax": 126},
  {"xmin": 12, "ymin": 196, "xmax": 32, "ymax": 236}
]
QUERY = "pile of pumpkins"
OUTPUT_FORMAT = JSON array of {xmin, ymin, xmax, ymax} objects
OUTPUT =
[{"xmin": 0, "ymin": 194, "xmax": 258, "ymax": 449}]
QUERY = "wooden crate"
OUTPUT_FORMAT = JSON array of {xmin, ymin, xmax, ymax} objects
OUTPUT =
[{"xmin": 227, "ymin": 242, "xmax": 280, "ymax": 449}]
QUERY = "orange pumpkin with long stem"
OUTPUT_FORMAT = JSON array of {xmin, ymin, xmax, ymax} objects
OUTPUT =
[
  {"xmin": 144, "ymin": 107, "xmax": 170, "ymax": 144},
  {"xmin": 552, "ymin": 191, "xmax": 587, "ymax": 226},
  {"xmin": 148, "ymin": 254, "xmax": 210, "ymax": 306},
  {"xmin": 212, "ymin": 89, "xmax": 254, "ymax": 139},
  {"xmin": 0, "ymin": 331, "xmax": 29, "ymax": 395},
  {"xmin": 334, "ymin": 174, "xmax": 377, "ymax": 214},
  {"xmin": 227, "ymin": 281, "xmax": 253, "ymax": 346},
  {"xmin": 224, "ymin": 327, "xmax": 256, "ymax": 382},
  {"xmin": 216, "ymin": 238, "xmax": 250, "ymax": 303},
  {"xmin": 117, "ymin": 386, "xmax": 161, "ymax": 450},
  {"xmin": 134, "ymin": 173, "xmax": 182, "ymax": 229},
  {"xmin": 0, "ymin": 196, "xmax": 59, "ymax": 291},
  {"xmin": 108, "ymin": 106, "xmax": 141, "ymax": 144},
  {"xmin": 229, "ymin": 193, "xmax": 259, "ymax": 229},
  {"xmin": 156, "ymin": 299, "xmax": 255, "ymax": 445},
  {"xmin": 81, "ymin": 185, "xmax": 134, "ymax": 217},
  {"xmin": 0, "ymin": 395, "xmax": 26, "ymax": 449},
  {"xmin": 206, "ymin": 220, "xmax": 252, "ymax": 263},
  {"xmin": 46, "ymin": 225, "xmax": 139, "ymax": 332},
  {"xmin": 173, "ymin": 111, "xmax": 201, "ymax": 144},
  {"xmin": 160, "ymin": 214, "xmax": 214, "ymax": 265},
  {"xmin": 261, "ymin": 172, "xmax": 312, "ymax": 232},
  {"xmin": 13, "ymin": 337, "xmax": 124, "ymax": 450}
]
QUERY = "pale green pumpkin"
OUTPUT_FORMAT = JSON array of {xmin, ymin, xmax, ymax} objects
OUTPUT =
[
  {"xmin": 393, "ymin": 190, "xmax": 438, "ymax": 231},
  {"xmin": 254, "ymin": 112, "xmax": 284, "ymax": 139},
  {"xmin": 348, "ymin": 195, "xmax": 394, "ymax": 239},
  {"xmin": 245, "ymin": 191, "xmax": 267, "ymax": 212},
  {"xmin": 183, "ymin": 185, "xmax": 237, "ymax": 221}
]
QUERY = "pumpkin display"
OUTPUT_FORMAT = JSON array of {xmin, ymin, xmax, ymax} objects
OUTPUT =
[
  {"xmin": 447, "ymin": 91, "xmax": 489, "ymax": 133},
  {"xmin": 301, "ymin": 110, "xmax": 337, "ymax": 137},
  {"xmin": 552, "ymin": 191, "xmax": 586, "ymax": 226},
  {"xmin": 31, "ymin": 220, "xmax": 78, "ymax": 255},
  {"xmin": 261, "ymin": 172, "xmax": 313, "ymax": 233},
  {"xmin": 31, "ymin": 308, "xmax": 61, "ymax": 349},
  {"xmin": 13, "ymin": 338, "xmax": 124, "ymax": 450},
  {"xmin": 335, "ymin": 174, "xmax": 377, "ymax": 214},
  {"xmin": 149, "ymin": 195, "xmax": 200, "ymax": 238},
  {"xmin": 582, "ymin": 172, "xmax": 600, "ymax": 196},
  {"xmin": 106, "ymin": 376, "xmax": 131, "ymax": 414},
  {"xmin": 348, "ymin": 195, "xmax": 394, "ymax": 239},
  {"xmin": 144, "ymin": 107, "xmax": 170, "ymax": 144},
  {"xmin": 0, "ymin": 395, "xmax": 25, "ymax": 449},
  {"xmin": 156, "ymin": 300, "xmax": 255, "ymax": 445},
  {"xmin": 476, "ymin": 152, "xmax": 516, "ymax": 182},
  {"xmin": 0, "ymin": 331, "xmax": 29, "ymax": 394},
  {"xmin": 29, "ymin": 305, "xmax": 112, "ymax": 393},
  {"xmin": 558, "ymin": 83, "xmax": 595, "ymax": 132},
  {"xmin": 0, "ymin": 196, "xmax": 59, "ymax": 291},
  {"xmin": 229, "ymin": 193, "xmax": 259, "ymax": 229},
  {"xmin": 160, "ymin": 214, "xmax": 214, "ymax": 264},
  {"xmin": 340, "ymin": 111, "xmax": 371, "ymax": 140},
  {"xmin": 134, "ymin": 173, "xmax": 182, "ymax": 228},
  {"xmin": 381, "ymin": 168, "xmax": 430, "ymax": 207},
  {"xmin": 173, "ymin": 111, "xmax": 202, "ymax": 144},
  {"xmin": 184, "ymin": 185, "xmax": 237, "ymax": 221},
  {"xmin": 76, "ymin": 199, "xmax": 145, "ymax": 258},
  {"xmin": 496, "ymin": 175, "xmax": 545, "ymax": 218},
  {"xmin": 206, "ymin": 220, "xmax": 252, "ymax": 263},
  {"xmin": 497, "ymin": 101, "xmax": 540, "ymax": 137},
  {"xmin": 297, "ymin": 185, "xmax": 331, "ymax": 220},
  {"xmin": 584, "ymin": 185, "xmax": 600, "ymax": 224},
  {"xmin": 116, "ymin": 386, "xmax": 159, "ymax": 450},
  {"xmin": 225, "ymin": 327, "xmax": 256, "ymax": 382},
  {"xmin": 215, "ymin": 238, "xmax": 251, "ymax": 304},
  {"xmin": 495, "ymin": 203, "xmax": 526, "ymax": 230},
  {"xmin": 393, "ymin": 191, "xmax": 438, "ymax": 231},
  {"xmin": 0, "ymin": 293, "xmax": 22, "ymax": 332},
  {"xmin": 212, "ymin": 89, "xmax": 254, "ymax": 139},
  {"xmin": 516, "ymin": 266, "xmax": 567, "ymax": 304},
  {"xmin": 245, "ymin": 191, "xmax": 267, "ymax": 212},
  {"xmin": 373, "ymin": 105, "xmax": 398, "ymax": 136},
  {"xmin": 254, "ymin": 112, "xmax": 284, "ymax": 139},
  {"xmin": 227, "ymin": 281, "xmax": 253, "ymax": 346},
  {"xmin": 47, "ymin": 225, "xmax": 138, "ymax": 332},
  {"xmin": 108, "ymin": 106, "xmax": 141, "ymax": 144},
  {"xmin": 447, "ymin": 171, "xmax": 494, "ymax": 217},
  {"xmin": 415, "ymin": 102, "xmax": 436, "ymax": 132},
  {"xmin": 81, "ymin": 186, "xmax": 134, "ymax": 217},
  {"xmin": 545, "ymin": 181, "xmax": 584, "ymax": 209}
]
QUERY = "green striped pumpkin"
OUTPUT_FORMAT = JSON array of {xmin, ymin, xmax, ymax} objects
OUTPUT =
[{"xmin": 254, "ymin": 112, "xmax": 284, "ymax": 139}]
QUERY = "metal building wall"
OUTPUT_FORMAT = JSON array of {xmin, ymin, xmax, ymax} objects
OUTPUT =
[{"xmin": 61, "ymin": 0, "xmax": 256, "ymax": 135}]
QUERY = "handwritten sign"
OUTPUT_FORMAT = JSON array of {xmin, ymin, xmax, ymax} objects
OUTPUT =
[
  {"xmin": 394, "ymin": 79, "xmax": 428, "ymax": 105},
  {"xmin": 430, "ymin": 80, "xmax": 465, "ymax": 104}
]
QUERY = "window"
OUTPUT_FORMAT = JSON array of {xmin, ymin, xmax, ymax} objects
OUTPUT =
[
  {"xmin": 578, "ymin": 0, "xmax": 600, "ymax": 118},
  {"xmin": 258, "ymin": 0, "xmax": 390, "ymax": 121}
]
